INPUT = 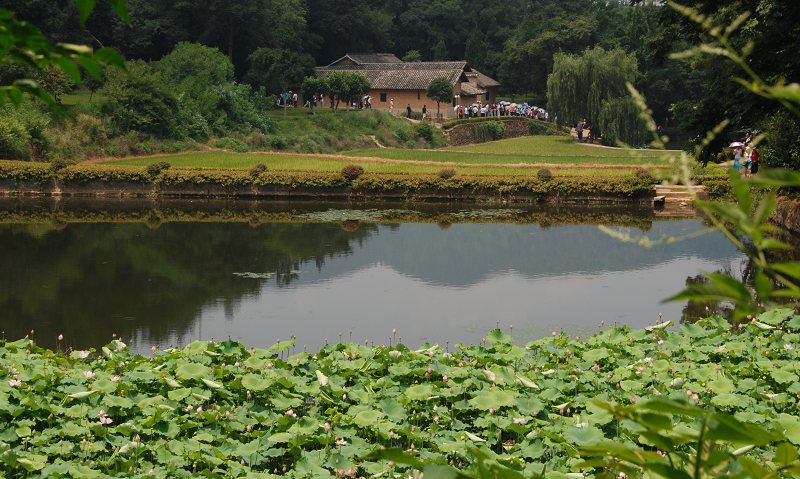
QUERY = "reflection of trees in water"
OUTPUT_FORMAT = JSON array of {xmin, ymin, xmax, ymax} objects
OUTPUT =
[
  {"xmin": 679, "ymin": 274, "xmax": 735, "ymax": 324},
  {"xmin": 0, "ymin": 222, "xmax": 377, "ymax": 350},
  {"xmin": 680, "ymin": 246, "xmax": 800, "ymax": 324}
]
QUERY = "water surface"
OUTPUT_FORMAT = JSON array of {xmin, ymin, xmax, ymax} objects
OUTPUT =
[{"xmin": 0, "ymin": 200, "xmax": 746, "ymax": 353}]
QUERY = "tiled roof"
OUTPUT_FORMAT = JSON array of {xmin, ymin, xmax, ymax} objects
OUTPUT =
[
  {"xmin": 327, "ymin": 53, "xmax": 403, "ymax": 66},
  {"xmin": 469, "ymin": 69, "xmax": 501, "ymax": 88},
  {"xmin": 316, "ymin": 62, "xmax": 468, "ymax": 90},
  {"xmin": 460, "ymin": 82, "xmax": 487, "ymax": 96}
]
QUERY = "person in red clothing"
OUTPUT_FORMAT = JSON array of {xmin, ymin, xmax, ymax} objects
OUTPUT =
[{"xmin": 749, "ymin": 147, "xmax": 760, "ymax": 175}]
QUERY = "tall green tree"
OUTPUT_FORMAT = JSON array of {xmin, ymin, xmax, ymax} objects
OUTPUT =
[
  {"xmin": 464, "ymin": 29, "xmax": 488, "ymax": 71},
  {"xmin": 500, "ymin": 0, "xmax": 598, "ymax": 103},
  {"xmin": 546, "ymin": 46, "xmax": 639, "ymax": 141},
  {"xmin": 658, "ymin": 0, "xmax": 800, "ymax": 162},
  {"xmin": 245, "ymin": 47, "xmax": 314, "ymax": 94},
  {"xmin": 426, "ymin": 77, "xmax": 453, "ymax": 119},
  {"xmin": 432, "ymin": 38, "xmax": 448, "ymax": 61}
]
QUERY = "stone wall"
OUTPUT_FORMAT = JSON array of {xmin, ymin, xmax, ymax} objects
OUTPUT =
[
  {"xmin": 443, "ymin": 118, "xmax": 564, "ymax": 146},
  {"xmin": 772, "ymin": 197, "xmax": 800, "ymax": 236}
]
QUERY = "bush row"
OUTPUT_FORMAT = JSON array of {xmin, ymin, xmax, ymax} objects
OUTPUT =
[{"xmin": 0, "ymin": 161, "xmax": 657, "ymax": 198}]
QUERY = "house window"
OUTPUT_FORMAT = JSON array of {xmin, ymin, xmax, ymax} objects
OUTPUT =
[{"xmin": 380, "ymin": 93, "xmax": 387, "ymax": 102}]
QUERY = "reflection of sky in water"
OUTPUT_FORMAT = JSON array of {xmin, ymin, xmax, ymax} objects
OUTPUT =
[{"xmin": 160, "ymin": 220, "xmax": 745, "ymax": 352}]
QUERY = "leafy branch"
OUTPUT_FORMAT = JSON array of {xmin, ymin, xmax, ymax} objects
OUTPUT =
[{"xmin": 0, "ymin": 1, "xmax": 128, "ymax": 107}]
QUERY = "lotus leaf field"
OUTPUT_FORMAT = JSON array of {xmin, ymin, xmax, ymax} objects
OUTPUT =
[{"xmin": 2, "ymin": 309, "xmax": 800, "ymax": 478}]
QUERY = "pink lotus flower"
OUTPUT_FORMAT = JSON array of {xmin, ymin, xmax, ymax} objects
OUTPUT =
[
  {"xmin": 58, "ymin": 334, "xmax": 64, "ymax": 341},
  {"xmin": 83, "ymin": 371, "xmax": 95, "ymax": 379},
  {"xmin": 98, "ymin": 409, "xmax": 113, "ymax": 425},
  {"xmin": 8, "ymin": 378, "xmax": 21, "ymax": 387},
  {"xmin": 111, "ymin": 375, "xmax": 121, "ymax": 382},
  {"xmin": 76, "ymin": 350, "xmax": 90, "ymax": 359},
  {"xmin": 324, "ymin": 422, "xmax": 331, "ymax": 432}
]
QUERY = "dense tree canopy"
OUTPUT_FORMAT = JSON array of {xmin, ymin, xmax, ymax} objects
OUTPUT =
[
  {"xmin": 547, "ymin": 47, "xmax": 639, "ymax": 140},
  {"xmin": 1, "ymin": 0, "xmax": 798, "ymax": 164}
]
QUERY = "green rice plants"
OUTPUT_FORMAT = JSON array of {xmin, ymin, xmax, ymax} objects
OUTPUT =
[{"xmin": 341, "ymin": 164, "xmax": 364, "ymax": 181}]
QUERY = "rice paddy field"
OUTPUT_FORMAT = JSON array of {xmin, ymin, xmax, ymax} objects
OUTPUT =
[{"xmin": 101, "ymin": 136, "xmax": 689, "ymax": 178}]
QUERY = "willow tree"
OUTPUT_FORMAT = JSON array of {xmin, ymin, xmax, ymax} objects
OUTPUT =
[{"xmin": 546, "ymin": 47, "xmax": 639, "ymax": 143}]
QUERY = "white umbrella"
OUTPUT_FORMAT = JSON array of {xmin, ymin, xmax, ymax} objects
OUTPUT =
[{"xmin": 729, "ymin": 142, "xmax": 744, "ymax": 147}]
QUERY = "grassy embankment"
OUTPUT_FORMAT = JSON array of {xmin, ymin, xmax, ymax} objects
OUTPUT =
[{"xmin": 104, "ymin": 136, "xmax": 690, "ymax": 178}]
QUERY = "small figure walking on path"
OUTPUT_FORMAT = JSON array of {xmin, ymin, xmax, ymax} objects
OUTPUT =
[
  {"xmin": 389, "ymin": 98, "xmax": 394, "ymax": 114},
  {"xmin": 406, "ymin": 104, "xmax": 412, "ymax": 118},
  {"xmin": 422, "ymin": 105, "xmax": 427, "ymax": 120},
  {"xmin": 576, "ymin": 119, "xmax": 584, "ymax": 142},
  {"xmin": 733, "ymin": 146, "xmax": 743, "ymax": 172}
]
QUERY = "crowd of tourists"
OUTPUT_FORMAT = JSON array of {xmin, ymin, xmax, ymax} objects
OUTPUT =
[
  {"xmin": 453, "ymin": 101, "xmax": 549, "ymax": 121},
  {"xmin": 731, "ymin": 131, "xmax": 760, "ymax": 176}
]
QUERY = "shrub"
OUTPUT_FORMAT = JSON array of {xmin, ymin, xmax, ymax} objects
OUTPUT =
[
  {"xmin": 211, "ymin": 137, "xmax": 249, "ymax": 153},
  {"xmin": 415, "ymin": 122, "xmax": 435, "ymax": 143},
  {"xmin": 486, "ymin": 120, "xmax": 506, "ymax": 140},
  {"xmin": 394, "ymin": 128, "xmax": 410, "ymax": 144},
  {"xmin": 270, "ymin": 136, "xmax": 288, "ymax": 150},
  {"xmin": 249, "ymin": 163, "xmax": 267, "ymax": 177},
  {"xmin": 0, "ymin": 103, "xmax": 51, "ymax": 160},
  {"xmin": 341, "ymin": 164, "xmax": 364, "ymax": 181},
  {"xmin": 634, "ymin": 168, "xmax": 654, "ymax": 182},
  {"xmin": 537, "ymin": 169, "xmax": 553, "ymax": 181},
  {"xmin": 145, "ymin": 161, "xmax": 171, "ymax": 178},
  {"xmin": 0, "ymin": 115, "xmax": 31, "ymax": 160},
  {"xmin": 759, "ymin": 109, "xmax": 800, "ymax": 170},
  {"xmin": 438, "ymin": 168, "xmax": 456, "ymax": 179},
  {"xmin": 49, "ymin": 158, "xmax": 74, "ymax": 171}
]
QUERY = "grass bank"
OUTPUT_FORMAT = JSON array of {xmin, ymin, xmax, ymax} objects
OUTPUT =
[
  {"xmin": 0, "ymin": 309, "xmax": 798, "ymax": 477},
  {"xmin": 346, "ymin": 136, "xmax": 672, "ymax": 166},
  {"xmin": 0, "ymin": 160, "xmax": 661, "ymax": 202}
]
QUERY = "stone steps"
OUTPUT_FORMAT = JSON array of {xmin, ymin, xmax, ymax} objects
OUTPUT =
[{"xmin": 653, "ymin": 185, "xmax": 707, "ymax": 217}]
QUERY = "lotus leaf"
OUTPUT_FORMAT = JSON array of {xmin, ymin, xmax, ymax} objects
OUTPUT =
[
  {"xmin": 404, "ymin": 384, "xmax": 434, "ymax": 401},
  {"xmin": 469, "ymin": 387, "xmax": 517, "ymax": 410},
  {"xmin": 175, "ymin": 361, "xmax": 212, "ymax": 381},
  {"xmin": 772, "ymin": 368, "xmax": 799, "ymax": 384},
  {"xmin": 241, "ymin": 373, "xmax": 271, "ymax": 391},
  {"xmin": 711, "ymin": 393, "xmax": 748, "ymax": 408},
  {"xmin": 582, "ymin": 348, "xmax": 610, "ymax": 362},
  {"xmin": 778, "ymin": 414, "xmax": 800, "ymax": 445},
  {"xmin": 758, "ymin": 309, "xmax": 796, "ymax": 325}
]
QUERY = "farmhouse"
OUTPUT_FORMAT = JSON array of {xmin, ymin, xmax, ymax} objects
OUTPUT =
[{"xmin": 315, "ymin": 53, "xmax": 500, "ymax": 117}]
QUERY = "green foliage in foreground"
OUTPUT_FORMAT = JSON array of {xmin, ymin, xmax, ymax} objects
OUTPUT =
[{"xmin": 2, "ymin": 311, "xmax": 800, "ymax": 478}]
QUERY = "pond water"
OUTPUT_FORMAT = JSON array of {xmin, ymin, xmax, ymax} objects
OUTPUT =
[{"xmin": 0, "ymin": 199, "xmax": 747, "ymax": 354}]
